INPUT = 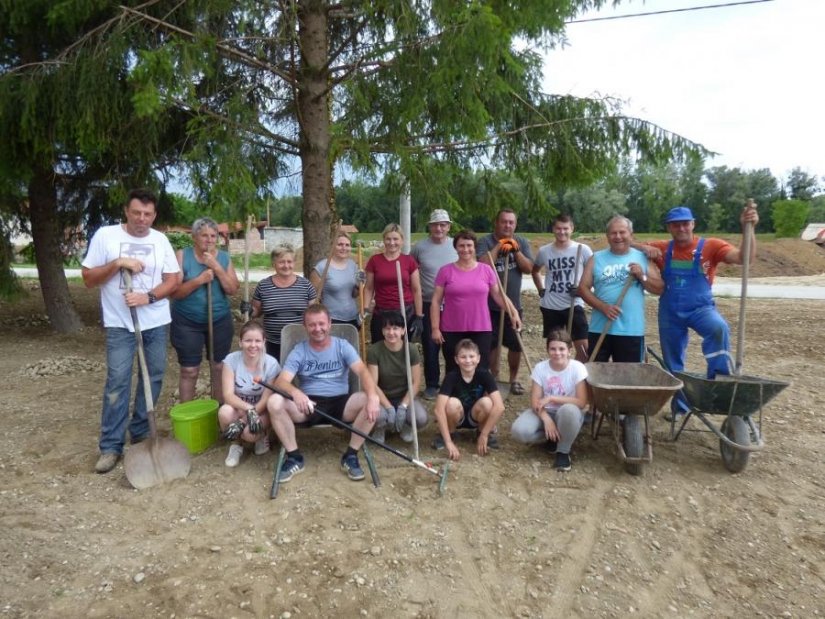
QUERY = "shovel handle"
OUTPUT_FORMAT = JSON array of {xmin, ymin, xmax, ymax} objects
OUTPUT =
[
  {"xmin": 122, "ymin": 270, "xmax": 158, "ymax": 439},
  {"xmin": 589, "ymin": 276, "xmax": 635, "ymax": 361},
  {"xmin": 735, "ymin": 199, "xmax": 756, "ymax": 375}
]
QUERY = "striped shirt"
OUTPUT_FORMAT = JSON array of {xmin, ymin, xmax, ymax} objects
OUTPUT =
[{"xmin": 253, "ymin": 276, "xmax": 317, "ymax": 345}]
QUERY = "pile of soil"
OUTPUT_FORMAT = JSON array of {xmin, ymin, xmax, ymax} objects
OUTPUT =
[{"xmin": 0, "ymin": 238, "xmax": 823, "ymax": 617}]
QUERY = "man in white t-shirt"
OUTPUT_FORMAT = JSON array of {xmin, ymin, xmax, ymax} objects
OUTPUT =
[
  {"xmin": 411, "ymin": 209, "xmax": 458, "ymax": 399},
  {"xmin": 532, "ymin": 214, "xmax": 593, "ymax": 362},
  {"xmin": 81, "ymin": 189, "xmax": 180, "ymax": 474}
]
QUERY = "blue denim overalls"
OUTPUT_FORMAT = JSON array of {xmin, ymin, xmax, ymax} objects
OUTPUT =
[{"xmin": 658, "ymin": 238, "xmax": 732, "ymax": 413}]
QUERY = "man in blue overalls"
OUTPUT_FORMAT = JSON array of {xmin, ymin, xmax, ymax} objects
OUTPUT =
[{"xmin": 642, "ymin": 203, "xmax": 759, "ymax": 415}]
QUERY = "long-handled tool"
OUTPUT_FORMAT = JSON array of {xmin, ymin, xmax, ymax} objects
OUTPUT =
[
  {"xmin": 566, "ymin": 243, "xmax": 584, "ymax": 334},
  {"xmin": 315, "ymin": 219, "xmax": 343, "ymax": 303},
  {"xmin": 256, "ymin": 380, "xmax": 449, "ymax": 493},
  {"xmin": 395, "ymin": 261, "xmax": 420, "ymax": 459},
  {"xmin": 206, "ymin": 280, "xmax": 215, "ymax": 400},
  {"xmin": 357, "ymin": 241, "xmax": 367, "ymax": 359},
  {"xmin": 487, "ymin": 251, "xmax": 532, "ymax": 374},
  {"xmin": 496, "ymin": 252, "xmax": 511, "ymax": 357},
  {"xmin": 588, "ymin": 276, "xmax": 635, "ymax": 361},
  {"xmin": 734, "ymin": 198, "xmax": 756, "ymax": 375},
  {"xmin": 242, "ymin": 215, "xmax": 254, "ymax": 322},
  {"xmin": 122, "ymin": 271, "xmax": 191, "ymax": 489}
]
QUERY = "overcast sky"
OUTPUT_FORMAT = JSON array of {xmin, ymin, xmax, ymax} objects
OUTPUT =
[{"xmin": 543, "ymin": 0, "xmax": 824, "ymax": 182}]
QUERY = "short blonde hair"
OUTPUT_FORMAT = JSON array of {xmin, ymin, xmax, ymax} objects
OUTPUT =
[
  {"xmin": 270, "ymin": 244, "xmax": 295, "ymax": 262},
  {"xmin": 382, "ymin": 223, "xmax": 404, "ymax": 240}
]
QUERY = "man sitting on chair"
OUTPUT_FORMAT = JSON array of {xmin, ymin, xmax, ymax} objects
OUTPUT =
[{"xmin": 267, "ymin": 304, "xmax": 380, "ymax": 483}]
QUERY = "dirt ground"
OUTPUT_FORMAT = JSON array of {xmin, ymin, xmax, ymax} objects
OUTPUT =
[{"xmin": 1, "ymin": 239, "xmax": 825, "ymax": 618}]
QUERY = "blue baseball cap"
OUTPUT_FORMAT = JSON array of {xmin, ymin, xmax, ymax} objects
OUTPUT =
[{"xmin": 664, "ymin": 206, "xmax": 695, "ymax": 223}]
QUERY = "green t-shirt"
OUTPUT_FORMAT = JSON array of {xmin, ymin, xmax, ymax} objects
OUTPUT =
[{"xmin": 366, "ymin": 341, "xmax": 421, "ymax": 400}]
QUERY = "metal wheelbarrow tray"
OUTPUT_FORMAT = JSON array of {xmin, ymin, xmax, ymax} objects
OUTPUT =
[
  {"xmin": 672, "ymin": 370, "xmax": 790, "ymax": 473},
  {"xmin": 586, "ymin": 362, "xmax": 683, "ymax": 475}
]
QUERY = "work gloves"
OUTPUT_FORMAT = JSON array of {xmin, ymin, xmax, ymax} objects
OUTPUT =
[
  {"xmin": 395, "ymin": 403, "xmax": 408, "ymax": 433},
  {"xmin": 498, "ymin": 238, "xmax": 520, "ymax": 254},
  {"xmin": 246, "ymin": 408, "xmax": 263, "ymax": 434},
  {"xmin": 222, "ymin": 419, "xmax": 246, "ymax": 441}
]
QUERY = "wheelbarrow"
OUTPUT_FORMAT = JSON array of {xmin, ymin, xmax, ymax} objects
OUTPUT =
[
  {"xmin": 647, "ymin": 347, "xmax": 789, "ymax": 473},
  {"xmin": 587, "ymin": 362, "xmax": 683, "ymax": 475}
]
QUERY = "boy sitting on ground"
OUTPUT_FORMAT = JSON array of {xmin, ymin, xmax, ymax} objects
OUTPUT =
[{"xmin": 433, "ymin": 338, "xmax": 505, "ymax": 461}]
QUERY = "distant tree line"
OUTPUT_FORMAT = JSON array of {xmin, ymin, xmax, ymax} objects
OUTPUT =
[{"xmin": 257, "ymin": 162, "xmax": 824, "ymax": 235}]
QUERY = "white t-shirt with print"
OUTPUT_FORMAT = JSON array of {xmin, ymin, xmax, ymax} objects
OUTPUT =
[
  {"xmin": 530, "ymin": 359, "xmax": 588, "ymax": 412},
  {"xmin": 223, "ymin": 351, "xmax": 281, "ymax": 405},
  {"xmin": 82, "ymin": 224, "xmax": 180, "ymax": 330}
]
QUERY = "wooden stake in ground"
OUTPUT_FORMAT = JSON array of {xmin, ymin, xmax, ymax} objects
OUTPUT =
[
  {"xmin": 487, "ymin": 251, "xmax": 532, "ymax": 373},
  {"xmin": 496, "ymin": 252, "xmax": 511, "ymax": 366}
]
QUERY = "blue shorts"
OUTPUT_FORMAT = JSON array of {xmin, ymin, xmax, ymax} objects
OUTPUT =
[{"xmin": 170, "ymin": 309, "xmax": 234, "ymax": 366}]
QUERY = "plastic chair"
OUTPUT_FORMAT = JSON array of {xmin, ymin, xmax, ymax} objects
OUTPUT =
[{"xmin": 270, "ymin": 323, "xmax": 380, "ymax": 498}]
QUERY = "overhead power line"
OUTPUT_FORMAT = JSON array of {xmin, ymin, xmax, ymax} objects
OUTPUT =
[{"xmin": 566, "ymin": 0, "xmax": 775, "ymax": 24}]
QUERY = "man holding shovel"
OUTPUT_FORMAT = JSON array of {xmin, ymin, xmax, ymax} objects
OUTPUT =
[
  {"xmin": 637, "ymin": 203, "xmax": 758, "ymax": 416},
  {"xmin": 578, "ymin": 216, "xmax": 663, "ymax": 362},
  {"xmin": 478, "ymin": 209, "xmax": 534, "ymax": 395},
  {"xmin": 532, "ymin": 214, "xmax": 593, "ymax": 362},
  {"xmin": 81, "ymin": 189, "xmax": 180, "ymax": 474}
]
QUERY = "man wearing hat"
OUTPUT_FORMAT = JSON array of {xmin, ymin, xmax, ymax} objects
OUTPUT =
[
  {"xmin": 411, "ymin": 209, "xmax": 458, "ymax": 399},
  {"xmin": 640, "ymin": 202, "xmax": 759, "ymax": 415}
]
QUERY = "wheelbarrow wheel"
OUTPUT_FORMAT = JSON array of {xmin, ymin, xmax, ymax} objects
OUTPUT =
[
  {"xmin": 720, "ymin": 415, "xmax": 750, "ymax": 473},
  {"xmin": 623, "ymin": 415, "xmax": 644, "ymax": 476}
]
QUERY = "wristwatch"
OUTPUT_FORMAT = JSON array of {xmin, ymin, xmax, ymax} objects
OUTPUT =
[{"xmin": 147, "ymin": 291, "xmax": 157, "ymax": 304}]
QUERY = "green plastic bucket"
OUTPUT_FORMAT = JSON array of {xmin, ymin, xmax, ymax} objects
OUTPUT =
[{"xmin": 169, "ymin": 399, "xmax": 219, "ymax": 454}]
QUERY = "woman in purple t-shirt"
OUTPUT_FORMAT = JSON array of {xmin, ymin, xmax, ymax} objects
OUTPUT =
[{"xmin": 430, "ymin": 230, "xmax": 521, "ymax": 373}]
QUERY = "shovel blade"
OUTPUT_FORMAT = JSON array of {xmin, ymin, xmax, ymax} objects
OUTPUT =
[{"xmin": 124, "ymin": 437, "xmax": 191, "ymax": 489}]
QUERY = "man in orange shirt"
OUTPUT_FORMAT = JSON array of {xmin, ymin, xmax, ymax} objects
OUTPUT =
[{"xmin": 642, "ymin": 203, "xmax": 758, "ymax": 416}]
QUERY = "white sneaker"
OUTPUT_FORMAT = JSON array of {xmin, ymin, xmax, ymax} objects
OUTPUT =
[
  {"xmin": 254, "ymin": 435, "xmax": 270, "ymax": 456},
  {"xmin": 224, "ymin": 443, "xmax": 244, "ymax": 467}
]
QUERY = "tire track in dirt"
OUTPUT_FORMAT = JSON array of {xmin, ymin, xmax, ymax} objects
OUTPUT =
[{"xmin": 548, "ymin": 478, "xmax": 610, "ymax": 616}]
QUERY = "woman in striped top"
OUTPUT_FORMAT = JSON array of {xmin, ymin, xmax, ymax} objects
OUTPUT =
[{"xmin": 252, "ymin": 245, "xmax": 317, "ymax": 361}]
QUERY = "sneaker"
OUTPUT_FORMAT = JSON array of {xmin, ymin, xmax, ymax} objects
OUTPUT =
[
  {"xmin": 423, "ymin": 387, "xmax": 439, "ymax": 400},
  {"xmin": 224, "ymin": 443, "xmax": 244, "ymax": 467},
  {"xmin": 400, "ymin": 423, "xmax": 415, "ymax": 443},
  {"xmin": 553, "ymin": 452, "xmax": 572, "ymax": 472},
  {"xmin": 341, "ymin": 452, "xmax": 366, "ymax": 481},
  {"xmin": 372, "ymin": 425, "xmax": 386, "ymax": 444},
  {"xmin": 432, "ymin": 432, "xmax": 457, "ymax": 450},
  {"xmin": 510, "ymin": 381, "xmax": 526, "ymax": 395},
  {"xmin": 544, "ymin": 440, "xmax": 558, "ymax": 454},
  {"xmin": 95, "ymin": 452, "xmax": 119, "ymax": 474},
  {"xmin": 278, "ymin": 455, "xmax": 305, "ymax": 483},
  {"xmin": 254, "ymin": 435, "xmax": 270, "ymax": 456}
]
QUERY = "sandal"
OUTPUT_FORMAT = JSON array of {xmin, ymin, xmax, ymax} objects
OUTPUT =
[{"xmin": 510, "ymin": 381, "xmax": 525, "ymax": 395}]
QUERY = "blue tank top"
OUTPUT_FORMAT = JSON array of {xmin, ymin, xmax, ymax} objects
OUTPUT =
[
  {"xmin": 172, "ymin": 247, "xmax": 231, "ymax": 323},
  {"xmin": 588, "ymin": 248, "xmax": 647, "ymax": 337}
]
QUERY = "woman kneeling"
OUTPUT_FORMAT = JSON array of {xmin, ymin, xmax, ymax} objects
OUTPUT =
[
  {"xmin": 510, "ymin": 329, "xmax": 588, "ymax": 472},
  {"xmin": 218, "ymin": 321, "xmax": 281, "ymax": 467}
]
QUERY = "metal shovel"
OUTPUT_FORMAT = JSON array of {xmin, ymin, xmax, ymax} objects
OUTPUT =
[{"xmin": 122, "ymin": 271, "xmax": 191, "ymax": 489}]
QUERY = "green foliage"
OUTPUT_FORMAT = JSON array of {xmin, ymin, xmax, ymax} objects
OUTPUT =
[
  {"xmin": 165, "ymin": 232, "xmax": 193, "ymax": 251},
  {"xmin": 772, "ymin": 200, "xmax": 809, "ymax": 238},
  {"xmin": 808, "ymin": 196, "xmax": 825, "ymax": 223}
]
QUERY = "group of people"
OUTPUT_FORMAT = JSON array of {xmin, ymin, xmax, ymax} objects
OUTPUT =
[{"xmin": 82, "ymin": 188, "xmax": 758, "ymax": 478}]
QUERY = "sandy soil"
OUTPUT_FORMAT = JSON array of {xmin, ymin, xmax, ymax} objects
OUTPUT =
[{"xmin": 1, "ymin": 239, "xmax": 825, "ymax": 618}]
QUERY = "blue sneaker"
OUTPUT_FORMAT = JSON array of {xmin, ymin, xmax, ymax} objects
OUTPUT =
[
  {"xmin": 278, "ymin": 455, "xmax": 305, "ymax": 483},
  {"xmin": 553, "ymin": 452, "xmax": 572, "ymax": 472},
  {"xmin": 341, "ymin": 452, "xmax": 365, "ymax": 481}
]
